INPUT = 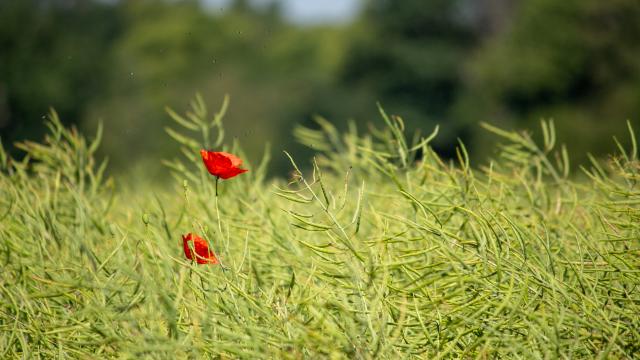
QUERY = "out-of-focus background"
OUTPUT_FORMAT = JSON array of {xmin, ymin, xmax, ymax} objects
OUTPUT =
[{"xmin": 1, "ymin": 0, "xmax": 639, "ymax": 180}]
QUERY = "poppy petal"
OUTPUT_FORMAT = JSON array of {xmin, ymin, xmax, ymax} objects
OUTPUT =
[
  {"xmin": 182, "ymin": 233, "xmax": 219, "ymax": 265},
  {"xmin": 218, "ymin": 167, "xmax": 248, "ymax": 180},
  {"xmin": 193, "ymin": 236, "xmax": 219, "ymax": 264},
  {"xmin": 200, "ymin": 150, "xmax": 248, "ymax": 180},
  {"xmin": 217, "ymin": 151, "xmax": 243, "ymax": 167},
  {"xmin": 201, "ymin": 150, "xmax": 231, "ymax": 177},
  {"xmin": 182, "ymin": 234, "xmax": 194, "ymax": 260}
]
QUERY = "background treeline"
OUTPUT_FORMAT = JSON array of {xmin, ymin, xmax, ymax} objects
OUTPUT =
[{"xmin": 1, "ymin": 0, "xmax": 639, "ymax": 178}]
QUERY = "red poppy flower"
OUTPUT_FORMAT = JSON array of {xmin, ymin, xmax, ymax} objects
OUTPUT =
[
  {"xmin": 200, "ymin": 150, "xmax": 248, "ymax": 179},
  {"xmin": 182, "ymin": 233, "xmax": 219, "ymax": 264}
]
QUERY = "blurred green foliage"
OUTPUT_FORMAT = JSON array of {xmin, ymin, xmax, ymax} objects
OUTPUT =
[
  {"xmin": 455, "ymin": 0, "xmax": 640, "ymax": 165},
  {"xmin": 1, "ymin": 0, "xmax": 639, "ymax": 179},
  {"xmin": 339, "ymin": 0, "xmax": 481, "ymax": 156},
  {"xmin": 0, "ymin": 0, "xmax": 121, "ymax": 142}
]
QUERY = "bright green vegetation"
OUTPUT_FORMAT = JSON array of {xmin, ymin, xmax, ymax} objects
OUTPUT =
[{"xmin": 1, "ymin": 98, "xmax": 639, "ymax": 358}]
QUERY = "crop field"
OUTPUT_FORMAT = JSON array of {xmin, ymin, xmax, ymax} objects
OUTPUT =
[{"xmin": 1, "ymin": 97, "xmax": 639, "ymax": 358}]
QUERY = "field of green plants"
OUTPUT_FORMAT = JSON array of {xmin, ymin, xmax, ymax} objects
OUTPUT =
[{"xmin": 1, "ymin": 97, "xmax": 639, "ymax": 358}]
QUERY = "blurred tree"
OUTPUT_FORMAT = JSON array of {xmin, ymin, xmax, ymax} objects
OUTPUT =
[
  {"xmin": 4, "ymin": 0, "xmax": 637, "ymax": 180},
  {"xmin": 456, "ymin": 0, "xmax": 640, "ymax": 163},
  {"xmin": 0, "ymin": 0, "xmax": 122, "ymax": 149},
  {"xmin": 339, "ymin": 0, "xmax": 481, "ymax": 152},
  {"xmin": 83, "ymin": 0, "xmax": 351, "ymax": 177}
]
